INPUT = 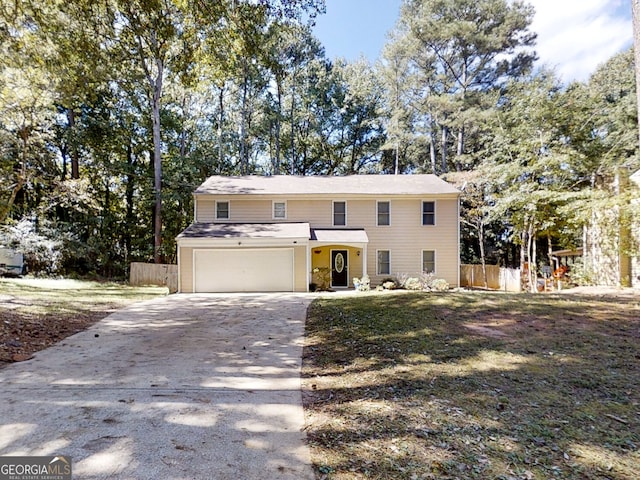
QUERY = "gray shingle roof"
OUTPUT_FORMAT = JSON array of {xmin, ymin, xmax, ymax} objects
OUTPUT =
[
  {"xmin": 194, "ymin": 174, "xmax": 459, "ymax": 196},
  {"xmin": 177, "ymin": 222, "xmax": 310, "ymax": 239}
]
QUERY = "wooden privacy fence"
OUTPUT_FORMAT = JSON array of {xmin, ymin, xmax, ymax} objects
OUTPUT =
[
  {"xmin": 130, "ymin": 262, "xmax": 178, "ymax": 293},
  {"xmin": 460, "ymin": 264, "xmax": 521, "ymax": 292}
]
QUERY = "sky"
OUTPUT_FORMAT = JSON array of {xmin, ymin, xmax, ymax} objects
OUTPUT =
[{"xmin": 312, "ymin": 0, "xmax": 633, "ymax": 83}]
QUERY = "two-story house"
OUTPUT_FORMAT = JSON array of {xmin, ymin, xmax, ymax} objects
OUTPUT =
[{"xmin": 176, "ymin": 175, "xmax": 460, "ymax": 292}]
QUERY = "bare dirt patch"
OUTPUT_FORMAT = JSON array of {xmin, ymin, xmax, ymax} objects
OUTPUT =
[{"xmin": 0, "ymin": 278, "xmax": 167, "ymax": 366}]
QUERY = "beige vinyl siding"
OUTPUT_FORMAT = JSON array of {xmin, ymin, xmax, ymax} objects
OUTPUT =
[
  {"xmin": 197, "ymin": 198, "xmax": 334, "ymax": 225},
  {"xmin": 193, "ymin": 195, "xmax": 459, "ymax": 288},
  {"xmin": 298, "ymin": 197, "xmax": 457, "ymax": 286},
  {"xmin": 293, "ymin": 245, "xmax": 308, "ymax": 291},
  {"xmin": 287, "ymin": 200, "xmax": 333, "ymax": 226},
  {"xmin": 197, "ymin": 198, "xmax": 270, "ymax": 222},
  {"xmin": 361, "ymin": 198, "xmax": 459, "ymax": 287},
  {"xmin": 179, "ymin": 246, "xmax": 194, "ymax": 292},
  {"xmin": 196, "ymin": 199, "xmax": 214, "ymax": 222}
]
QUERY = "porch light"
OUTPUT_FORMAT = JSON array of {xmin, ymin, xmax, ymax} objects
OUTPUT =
[
  {"xmin": 314, "ymin": 250, "xmax": 321, "ymax": 254},
  {"xmin": 357, "ymin": 250, "xmax": 360, "ymax": 256}
]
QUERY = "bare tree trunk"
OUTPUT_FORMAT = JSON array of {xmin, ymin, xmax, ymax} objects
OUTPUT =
[
  {"xmin": 350, "ymin": 133, "xmax": 359, "ymax": 174},
  {"xmin": 520, "ymin": 218, "xmax": 538, "ymax": 293},
  {"xmin": 0, "ymin": 128, "xmax": 28, "ymax": 224},
  {"xmin": 456, "ymin": 125, "xmax": 464, "ymax": 171},
  {"xmin": 527, "ymin": 226, "xmax": 533, "ymax": 292},
  {"xmin": 520, "ymin": 229, "xmax": 527, "ymax": 291},
  {"xmin": 150, "ymin": 58, "xmax": 164, "ymax": 264},
  {"xmin": 615, "ymin": 168, "xmax": 632, "ymax": 286},
  {"xmin": 429, "ymin": 130, "xmax": 437, "ymax": 174},
  {"xmin": 152, "ymin": 97, "xmax": 162, "ymax": 262},
  {"xmin": 395, "ymin": 143, "xmax": 399, "ymax": 175},
  {"xmin": 441, "ymin": 125, "xmax": 448, "ymax": 173},
  {"xmin": 239, "ymin": 60, "xmax": 249, "ymax": 175},
  {"xmin": 290, "ymin": 76, "xmax": 296, "ymax": 175},
  {"xmin": 525, "ymin": 219, "xmax": 536, "ymax": 292},
  {"xmin": 124, "ymin": 143, "xmax": 135, "ymax": 263},
  {"xmin": 632, "ymin": 0, "xmax": 640, "ymax": 146},
  {"xmin": 531, "ymin": 229, "xmax": 537, "ymax": 292},
  {"xmin": 274, "ymin": 78, "xmax": 282, "ymax": 174},
  {"xmin": 67, "ymin": 109, "xmax": 80, "ymax": 179},
  {"xmin": 479, "ymin": 220, "xmax": 487, "ymax": 288},
  {"xmin": 179, "ymin": 96, "xmax": 187, "ymax": 160},
  {"xmin": 218, "ymin": 85, "xmax": 224, "ymax": 167}
]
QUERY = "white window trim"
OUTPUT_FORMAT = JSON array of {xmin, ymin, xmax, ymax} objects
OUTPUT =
[
  {"xmin": 377, "ymin": 249, "xmax": 391, "ymax": 276},
  {"xmin": 332, "ymin": 200, "xmax": 347, "ymax": 226},
  {"xmin": 272, "ymin": 200, "xmax": 287, "ymax": 220},
  {"xmin": 215, "ymin": 200, "xmax": 230, "ymax": 220},
  {"xmin": 377, "ymin": 200, "xmax": 391, "ymax": 227},
  {"xmin": 421, "ymin": 200, "xmax": 436, "ymax": 226},
  {"xmin": 422, "ymin": 249, "xmax": 436, "ymax": 274}
]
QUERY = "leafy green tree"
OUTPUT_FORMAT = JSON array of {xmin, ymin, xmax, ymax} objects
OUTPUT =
[
  {"xmin": 0, "ymin": 62, "xmax": 57, "ymax": 224},
  {"xmin": 633, "ymin": 0, "xmax": 640, "ymax": 146},
  {"xmin": 380, "ymin": 28, "xmax": 431, "ymax": 174},
  {"xmin": 567, "ymin": 48, "xmax": 639, "ymax": 286},
  {"xmin": 481, "ymin": 71, "xmax": 582, "ymax": 290},
  {"xmin": 383, "ymin": 0, "xmax": 536, "ymax": 173},
  {"xmin": 331, "ymin": 59, "xmax": 386, "ymax": 174}
]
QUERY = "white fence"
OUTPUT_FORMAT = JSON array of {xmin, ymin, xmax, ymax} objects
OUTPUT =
[
  {"xmin": 460, "ymin": 264, "xmax": 521, "ymax": 292},
  {"xmin": 130, "ymin": 262, "xmax": 178, "ymax": 293}
]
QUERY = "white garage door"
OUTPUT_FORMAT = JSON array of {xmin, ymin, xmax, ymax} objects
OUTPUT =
[{"xmin": 194, "ymin": 248, "xmax": 294, "ymax": 293}]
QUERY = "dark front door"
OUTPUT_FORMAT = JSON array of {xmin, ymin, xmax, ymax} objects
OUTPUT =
[{"xmin": 331, "ymin": 250, "xmax": 349, "ymax": 287}]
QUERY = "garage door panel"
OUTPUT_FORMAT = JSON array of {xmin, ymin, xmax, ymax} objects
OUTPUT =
[{"xmin": 194, "ymin": 248, "xmax": 294, "ymax": 293}]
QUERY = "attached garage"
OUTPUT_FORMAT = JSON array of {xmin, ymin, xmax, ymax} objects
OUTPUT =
[
  {"xmin": 193, "ymin": 248, "xmax": 294, "ymax": 293},
  {"xmin": 176, "ymin": 222, "xmax": 310, "ymax": 293}
]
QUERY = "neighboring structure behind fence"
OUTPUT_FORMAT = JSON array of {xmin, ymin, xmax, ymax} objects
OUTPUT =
[
  {"xmin": 460, "ymin": 264, "xmax": 521, "ymax": 292},
  {"xmin": 130, "ymin": 262, "xmax": 178, "ymax": 293}
]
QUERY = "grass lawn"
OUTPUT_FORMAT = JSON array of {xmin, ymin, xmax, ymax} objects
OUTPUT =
[
  {"xmin": 0, "ymin": 277, "xmax": 168, "ymax": 363},
  {"xmin": 302, "ymin": 291, "xmax": 640, "ymax": 480}
]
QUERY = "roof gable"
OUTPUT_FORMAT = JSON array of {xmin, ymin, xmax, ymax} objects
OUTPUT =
[{"xmin": 195, "ymin": 174, "xmax": 459, "ymax": 196}]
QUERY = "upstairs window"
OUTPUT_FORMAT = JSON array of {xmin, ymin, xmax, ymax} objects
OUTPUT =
[
  {"xmin": 422, "ymin": 250, "xmax": 435, "ymax": 273},
  {"xmin": 333, "ymin": 201, "xmax": 346, "ymax": 226},
  {"xmin": 422, "ymin": 201, "xmax": 435, "ymax": 226},
  {"xmin": 216, "ymin": 201, "xmax": 229, "ymax": 220},
  {"xmin": 377, "ymin": 201, "xmax": 390, "ymax": 226},
  {"xmin": 273, "ymin": 201, "xmax": 287, "ymax": 219}
]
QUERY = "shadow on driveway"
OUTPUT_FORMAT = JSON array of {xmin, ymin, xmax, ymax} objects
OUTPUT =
[{"xmin": 0, "ymin": 293, "xmax": 315, "ymax": 479}]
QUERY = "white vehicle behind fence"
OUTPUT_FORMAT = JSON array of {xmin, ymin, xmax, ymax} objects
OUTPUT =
[{"xmin": 0, "ymin": 247, "xmax": 25, "ymax": 277}]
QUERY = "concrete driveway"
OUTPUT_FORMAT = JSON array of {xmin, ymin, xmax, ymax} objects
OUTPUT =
[{"xmin": 0, "ymin": 293, "xmax": 316, "ymax": 479}]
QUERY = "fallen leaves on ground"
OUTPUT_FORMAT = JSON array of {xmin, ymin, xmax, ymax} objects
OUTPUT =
[{"xmin": 302, "ymin": 290, "xmax": 640, "ymax": 480}]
